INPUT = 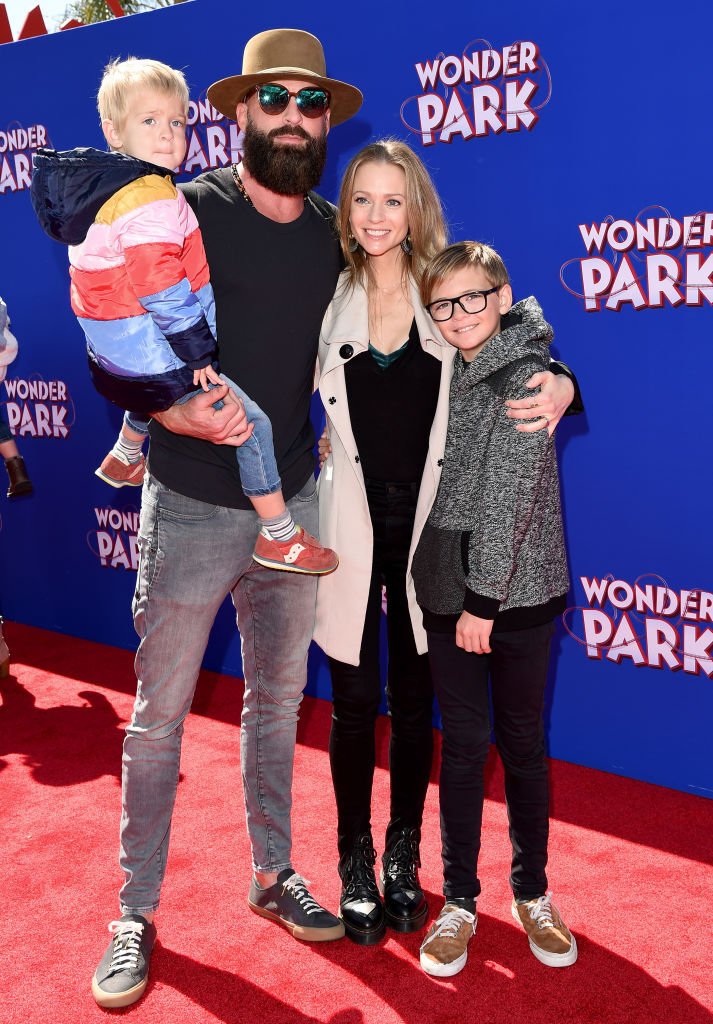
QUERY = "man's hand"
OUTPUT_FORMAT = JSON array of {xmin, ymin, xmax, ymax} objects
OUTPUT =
[
  {"xmin": 154, "ymin": 383, "xmax": 254, "ymax": 447},
  {"xmin": 456, "ymin": 611, "xmax": 493, "ymax": 654},
  {"xmin": 505, "ymin": 370, "xmax": 575, "ymax": 436}
]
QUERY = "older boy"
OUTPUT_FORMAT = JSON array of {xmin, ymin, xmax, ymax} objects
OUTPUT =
[{"xmin": 412, "ymin": 242, "xmax": 577, "ymax": 978}]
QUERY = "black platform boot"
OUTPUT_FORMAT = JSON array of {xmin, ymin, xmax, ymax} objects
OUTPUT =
[
  {"xmin": 5, "ymin": 456, "xmax": 32, "ymax": 498},
  {"xmin": 381, "ymin": 827, "xmax": 428, "ymax": 932},
  {"xmin": 339, "ymin": 832, "xmax": 386, "ymax": 945}
]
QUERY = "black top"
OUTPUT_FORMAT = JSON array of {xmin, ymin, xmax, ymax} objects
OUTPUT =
[
  {"xmin": 344, "ymin": 319, "xmax": 441, "ymax": 483},
  {"xmin": 147, "ymin": 168, "xmax": 342, "ymax": 508}
]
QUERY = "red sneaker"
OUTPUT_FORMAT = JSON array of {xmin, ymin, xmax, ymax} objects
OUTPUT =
[
  {"xmin": 253, "ymin": 526, "xmax": 339, "ymax": 576},
  {"xmin": 95, "ymin": 452, "xmax": 146, "ymax": 488}
]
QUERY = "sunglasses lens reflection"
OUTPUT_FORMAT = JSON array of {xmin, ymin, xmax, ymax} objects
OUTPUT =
[{"xmin": 257, "ymin": 84, "xmax": 330, "ymax": 118}]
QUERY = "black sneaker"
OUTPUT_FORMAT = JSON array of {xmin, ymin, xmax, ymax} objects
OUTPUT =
[
  {"xmin": 248, "ymin": 868, "xmax": 345, "ymax": 942},
  {"xmin": 339, "ymin": 833, "xmax": 386, "ymax": 945},
  {"xmin": 91, "ymin": 914, "xmax": 156, "ymax": 1008},
  {"xmin": 381, "ymin": 827, "xmax": 428, "ymax": 932}
]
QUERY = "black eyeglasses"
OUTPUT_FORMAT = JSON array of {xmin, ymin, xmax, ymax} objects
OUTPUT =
[
  {"xmin": 427, "ymin": 287, "xmax": 500, "ymax": 322},
  {"xmin": 254, "ymin": 83, "xmax": 330, "ymax": 118}
]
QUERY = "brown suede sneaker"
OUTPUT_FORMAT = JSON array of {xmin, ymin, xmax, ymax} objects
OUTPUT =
[
  {"xmin": 512, "ymin": 893, "xmax": 578, "ymax": 967},
  {"xmin": 419, "ymin": 902, "xmax": 476, "ymax": 977}
]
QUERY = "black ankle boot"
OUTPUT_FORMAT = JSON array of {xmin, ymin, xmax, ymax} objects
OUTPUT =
[
  {"xmin": 381, "ymin": 826, "xmax": 428, "ymax": 932},
  {"xmin": 339, "ymin": 833, "xmax": 385, "ymax": 945},
  {"xmin": 5, "ymin": 456, "xmax": 32, "ymax": 498}
]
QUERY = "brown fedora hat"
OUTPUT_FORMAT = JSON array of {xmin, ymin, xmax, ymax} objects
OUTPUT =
[{"xmin": 207, "ymin": 28, "xmax": 362, "ymax": 127}]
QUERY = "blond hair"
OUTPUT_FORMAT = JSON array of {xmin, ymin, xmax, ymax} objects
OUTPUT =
[
  {"xmin": 337, "ymin": 140, "xmax": 448, "ymax": 287},
  {"xmin": 97, "ymin": 57, "xmax": 189, "ymax": 128},
  {"xmin": 420, "ymin": 241, "xmax": 510, "ymax": 308}
]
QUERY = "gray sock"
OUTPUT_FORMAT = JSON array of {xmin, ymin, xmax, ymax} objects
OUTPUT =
[
  {"xmin": 112, "ymin": 429, "xmax": 145, "ymax": 465},
  {"xmin": 260, "ymin": 510, "xmax": 298, "ymax": 542}
]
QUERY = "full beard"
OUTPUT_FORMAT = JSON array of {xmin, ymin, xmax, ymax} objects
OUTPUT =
[{"xmin": 241, "ymin": 116, "xmax": 327, "ymax": 196}]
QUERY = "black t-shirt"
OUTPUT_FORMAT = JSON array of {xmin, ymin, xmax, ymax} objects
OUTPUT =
[
  {"xmin": 147, "ymin": 168, "xmax": 342, "ymax": 508},
  {"xmin": 344, "ymin": 319, "xmax": 441, "ymax": 483}
]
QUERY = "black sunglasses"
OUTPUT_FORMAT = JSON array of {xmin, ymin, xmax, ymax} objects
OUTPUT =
[{"xmin": 255, "ymin": 83, "xmax": 330, "ymax": 118}]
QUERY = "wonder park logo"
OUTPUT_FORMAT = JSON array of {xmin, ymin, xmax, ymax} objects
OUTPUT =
[
  {"xmin": 401, "ymin": 38, "xmax": 551, "ymax": 146},
  {"xmin": 0, "ymin": 123, "xmax": 50, "ymax": 195},
  {"xmin": 561, "ymin": 207, "xmax": 713, "ymax": 311},
  {"xmin": 87, "ymin": 504, "xmax": 140, "ymax": 570},
  {"xmin": 3, "ymin": 375, "xmax": 74, "ymax": 439},
  {"xmin": 564, "ymin": 575, "xmax": 713, "ymax": 678},
  {"xmin": 178, "ymin": 95, "xmax": 243, "ymax": 176}
]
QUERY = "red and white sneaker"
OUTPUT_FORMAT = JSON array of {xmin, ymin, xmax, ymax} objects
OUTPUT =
[
  {"xmin": 253, "ymin": 526, "xmax": 338, "ymax": 576},
  {"xmin": 95, "ymin": 452, "xmax": 146, "ymax": 488}
]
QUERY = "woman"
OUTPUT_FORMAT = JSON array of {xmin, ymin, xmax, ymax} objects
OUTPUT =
[{"xmin": 314, "ymin": 141, "xmax": 575, "ymax": 945}]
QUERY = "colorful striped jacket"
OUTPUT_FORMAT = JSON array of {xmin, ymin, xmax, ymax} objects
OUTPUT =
[{"xmin": 31, "ymin": 148, "xmax": 216, "ymax": 415}]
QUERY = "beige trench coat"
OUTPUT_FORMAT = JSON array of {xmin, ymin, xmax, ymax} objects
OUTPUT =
[{"xmin": 313, "ymin": 272, "xmax": 456, "ymax": 666}]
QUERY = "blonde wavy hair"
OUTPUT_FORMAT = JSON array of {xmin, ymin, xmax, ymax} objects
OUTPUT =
[{"xmin": 337, "ymin": 140, "xmax": 448, "ymax": 287}]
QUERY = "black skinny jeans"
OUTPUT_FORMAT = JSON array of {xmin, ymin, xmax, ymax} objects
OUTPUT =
[
  {"xmin": 427, "ymin": 622, "xmax": 554, "ymax": 902},
  {"xmin": 328, "ymin": 480, "xmax": 434, "ymax": 861}
]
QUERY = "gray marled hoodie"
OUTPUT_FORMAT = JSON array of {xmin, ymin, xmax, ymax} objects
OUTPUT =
[{"xmin": 412, "ymin": 295, "xmax": 570, "ymax": 630}]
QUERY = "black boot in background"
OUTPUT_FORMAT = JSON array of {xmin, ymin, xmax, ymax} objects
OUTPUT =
[
  {"xmin": 339, "ymin": 832, "xmax": 385, "ymax": 945},
  {"xmin": 381, "ymin": 826, "xmax": 428, "ymax": 932},
  {"xmin": 5, "ymin": 456, "xmax": 32, "ymax": 498},
  {"xmin": 0, "ymin": 617, "xmax": 9, "ymax": 678}
]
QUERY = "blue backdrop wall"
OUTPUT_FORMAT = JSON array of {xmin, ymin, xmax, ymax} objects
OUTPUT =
[{"xmin": 1, "ymin": 0, "xmax": 711, "ymax": 798}]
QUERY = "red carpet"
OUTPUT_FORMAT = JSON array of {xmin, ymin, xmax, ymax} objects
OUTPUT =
[{"xmin": 1, "ymin": 622, "xmax": 711, "ymax": 1024}]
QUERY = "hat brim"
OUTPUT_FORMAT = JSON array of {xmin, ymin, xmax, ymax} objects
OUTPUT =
[{"xmin": 207, "ymin": 69, "xmax": 363, "ymax": 127}]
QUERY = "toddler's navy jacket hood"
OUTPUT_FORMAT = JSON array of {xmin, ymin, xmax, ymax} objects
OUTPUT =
[{"xmin": 31, "ymin": 147, "xmax": 176, "ymax": 246}]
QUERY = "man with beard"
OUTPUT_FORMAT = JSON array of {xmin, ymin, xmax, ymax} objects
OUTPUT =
[{"xmin": 91, "ymin": 30, "xmax": 362, "ymax": 1010}]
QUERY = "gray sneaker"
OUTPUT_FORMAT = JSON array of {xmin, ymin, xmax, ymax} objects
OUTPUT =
[
  {"xmin": 91, "ymin": 914, "xmax": 156, "ymax": 1008},
  {"xmin": 248, "ymin": 868, "xmax": 345, "ymax": 942}
]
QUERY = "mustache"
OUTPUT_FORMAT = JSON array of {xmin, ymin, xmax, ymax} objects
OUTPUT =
[{"xmin": 268, "ymin": 125, "xmax": 312, "ymax": 141}]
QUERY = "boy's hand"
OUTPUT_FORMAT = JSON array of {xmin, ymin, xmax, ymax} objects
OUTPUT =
[
  {"xmin": 154, "ymin": 384, "xmax": 254, "ymax": 447},
  {"xmin": 456, "ymin": 611, "xmax": 493, "ymax": 654},
  {"xmin": 505, "ymin": 370, "xmax": 574, "ymax": 436},
  {"xmin": 193, "ymin": 365, "xmax": 223, "ymax": 392},
  {"xmin": 317, "ymin": 425, "xmax": 332, "ymax": 468}
]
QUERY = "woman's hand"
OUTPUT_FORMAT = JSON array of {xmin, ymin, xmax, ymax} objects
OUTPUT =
[
  {"xmin": 505, "ymin": 371, "xmax": 575, "ymax": 436},
  {"xmin": 456, "ymin": 611, "xmax": 493, "ymax": 654},
  {"xmin": 318, "ymin": 425, "xmax": 332, "ymax": 468}
]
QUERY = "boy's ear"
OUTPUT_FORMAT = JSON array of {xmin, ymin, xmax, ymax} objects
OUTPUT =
[
  {"xmin": 102, "ymin": 119, "xmax": 122, "ymax": 151},
  {"xmin": 499, "ymin": 283, "xmax": 513, "ymax": 315}
]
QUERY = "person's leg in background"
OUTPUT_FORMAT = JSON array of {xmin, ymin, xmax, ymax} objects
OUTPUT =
[{"xmin": 0, "ymin": 403, "xmax": 32, "ymax": 498}]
